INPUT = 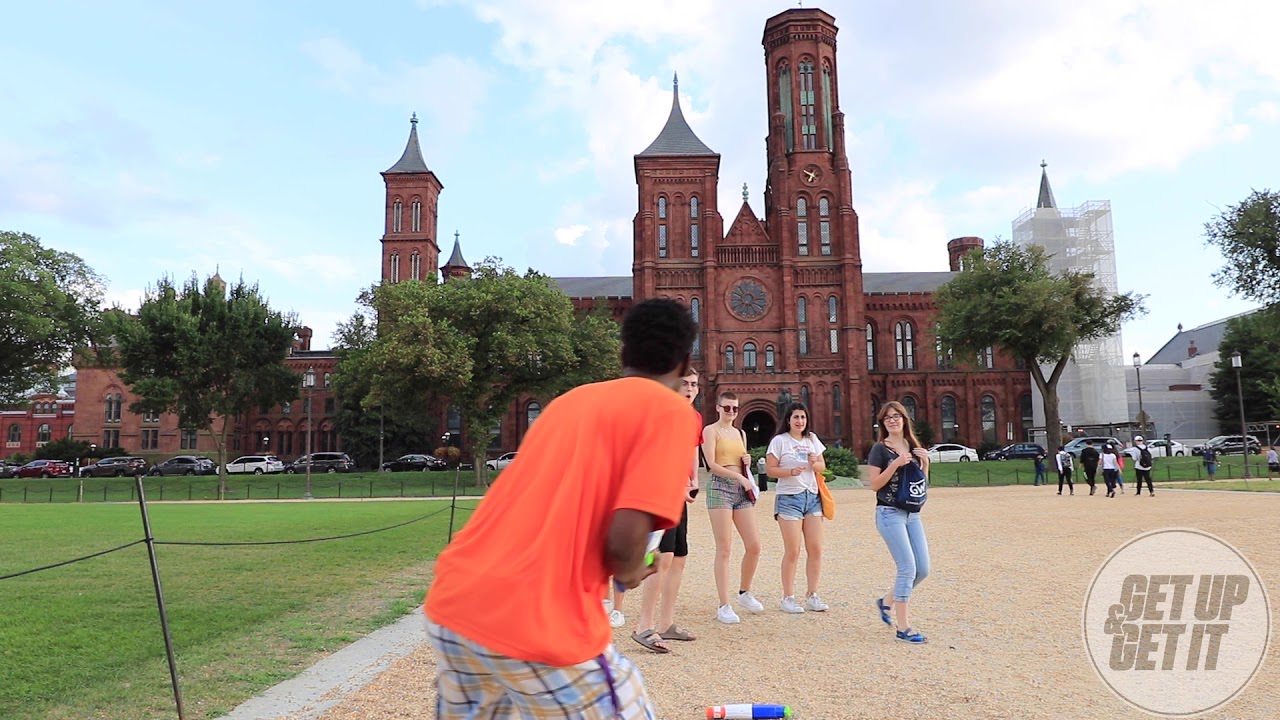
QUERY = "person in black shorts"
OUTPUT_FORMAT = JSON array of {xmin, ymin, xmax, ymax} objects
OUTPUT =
[{"xmin": 631, "ymin": 368, "xmax": 701, "ymax": 652}]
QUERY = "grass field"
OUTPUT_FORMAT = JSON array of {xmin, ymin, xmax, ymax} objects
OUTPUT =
[{"xmin": 0, "ymin": 499, "xmax": 477, "ymax": 720}]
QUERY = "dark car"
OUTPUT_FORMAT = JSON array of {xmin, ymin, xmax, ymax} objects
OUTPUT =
[
  {"xmin": 1193, "ymin": 435, "xmax": 1262, "ymax": 456},
  {"xmin": 984, "ymin": 442, "xmax": 1047, "ymax": 461},
  {"xmin": 80, "ymin": 456, "xmax": 149, "ymax": 478},
  {"xmin": 381, "ymin": 453, "xmax": 448, "ymax": 472},
  {"xmin": 14, "ymin": 459, "xmax": 75, "ymax": 478},
  {"xmin": 0, "ymin": 460, "xmax": 22, "ymax": 478},
  {"xmin": 284, "ymin": 452, "xmax": 355, "ymax": 474},
  {"xmin": 149, "ymin": 455, "xmax": 217, "ymax": 476}
]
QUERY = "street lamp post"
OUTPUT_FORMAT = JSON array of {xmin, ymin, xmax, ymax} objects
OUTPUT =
[
  {"xmin": 1132, "ymin": 352, "xmax": 1146, "ymax": 440},
  {"xmin": 1231, "ymin": 350, "xmax": 1251, "ymax": 479},
  {"xmin": 303, "ymin": 367, "xmax": 315, "ymax": 499}
]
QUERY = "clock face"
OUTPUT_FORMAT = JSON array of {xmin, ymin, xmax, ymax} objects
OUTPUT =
[
  {"xmin": 728, "ymin": 279, "xmax": 769, "ymax": 321},
  {"xmin": 802, "ymin": 164, "xmax": 822, "ymax": 185}
]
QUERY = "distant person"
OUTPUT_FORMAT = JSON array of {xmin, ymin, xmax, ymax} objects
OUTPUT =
[
  {"xmin": 703, "ymin": 392, "xmax": 764, "ymax": 624},
  {"xmin": 1114, "ymin": 446, "xmax": 1126, "ymax": 493},
  {"xmin": 1033, "ymin": 452, "xmax": 1046, "ymax": 486},
  {"xmin": 1268, "ymin": 446, "xmax": 1279, "ymax": 475},
  {"xmin": 423, "ymin": 298, "xmax": 698, "ymax": 719},
  {"xmin": 1100, "ymin": 444, "xmax": 1121, "ymax": 497},
  {"xmin": 1054, "ymin": 446, "xmax": 1074, "ymax": 495},
  {"xmin": 1080, "ymin": 440, "xmax": 1101, "ymax": 496},
  {"xmin": 1130, "ymin": 436, "xmax": 1155, "ymax": 496},
  {"xmin": 1203, "ymin": 446, "xmax": 1218, "ymax": 480}
]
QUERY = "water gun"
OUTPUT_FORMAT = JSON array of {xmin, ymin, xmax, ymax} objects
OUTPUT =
[
  {"xmin": 706, "ymin": 704, "xmax": 792, "ymax": 719},
  {"xmin": 613, "ymin": 530, "xmax": 664, "ymax": 592}
]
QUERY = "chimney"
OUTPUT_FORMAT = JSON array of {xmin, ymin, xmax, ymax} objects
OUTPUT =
[
  {"xmin": 947, "ymin": 236, "xmax": 984, "ymax": 271},
  {"xmin": 1187, "ymin": 339, "xmax": 1198, "ymax": 358}
]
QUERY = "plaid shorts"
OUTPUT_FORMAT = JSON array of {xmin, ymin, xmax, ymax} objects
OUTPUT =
[
  {"xmin": 426, "ymin": 620, "xmax": 657, "ymax": 719},
  {"xmin": 706, "ymin": 474, "xmax": 755, "ymax": 511}
]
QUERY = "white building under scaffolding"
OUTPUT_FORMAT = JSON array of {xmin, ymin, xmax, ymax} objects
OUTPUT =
[{"xmin": 1013, "ymin": 163, "xmax": 1128, "ymax": 440}]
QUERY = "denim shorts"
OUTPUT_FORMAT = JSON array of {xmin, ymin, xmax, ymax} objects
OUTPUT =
[
  {"xmin": 774, "ymin": 490, "xmax": 821, "ymax": 520},
  {"xmin": 706, "ymin": 474, "xmax": 755, "ymax": 511}
]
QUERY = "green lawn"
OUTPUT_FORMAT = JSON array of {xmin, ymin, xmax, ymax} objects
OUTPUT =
[
  {"xmin": 0, "ymin": 469, "xmax": 487, "ymax": 504},
  {"xmin": 0, "ymin": 499, "xmax": 477, "ymax": 720},
  {"xmin": 917, "ymin": 455, "xmax": 1265, "ymax": 488},
  {"xmin": 1175, "ymin": 478, "xmax": 1280, "ymax": 492}
]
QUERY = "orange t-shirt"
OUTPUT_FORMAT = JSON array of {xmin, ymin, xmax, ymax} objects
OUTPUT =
[{"xmin": 425, "ymin": 376, "xmax": 696, "ymax": 666}]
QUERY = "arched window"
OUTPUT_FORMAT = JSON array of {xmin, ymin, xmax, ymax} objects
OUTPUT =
[
  {"xmin": 800, "ymin": 385, "xmax": 810, "ymax": 410},
  {"xmin": 821, "ymin": 62, "xmax": 834, "ymax": 149},
  {"xmin": 832, "ymin": 384, "xmax": 842, "ymax": 437},
  {"xmin": 828, "ymin": 295, "xmax": 839, "ymax": 353},
  {"xmin": 657, "ymin": 196, "xmax": 667, "ymax": 219},
  {"xmin": 281, "ymin": 401, "xmax": 291, "ymax": 416},
  {"xmin": 390, "ymin": 253, "xmax": 401, "ymax": 283},
  {"xmin": 393, "ymin": 199, "xmax": 403, "ymax": 233},
  {"xmin": 941, "ymin": 396, "xmax": 958, "ymax": 442},
  {"xmin": 819, "ymin": 197, "xmax": 832, "ymax": 255},
  {"xmin": 935, "ymin": 323, "xmax": 954, "ymax": 369},
  {"xmin": 743, "ymin": 342, "xmax": 757, "ymax": 371},
  {"xmin": 410, "ymin": 252, "xmax": 421, "ymax": 281},
  {"xmin": 689, "ymin": 196, "xmax": 700, "ymax": 257},
  {"xmin": 7, "ymin": 424, "xmax": 19, "ymax": 443},
  {"xmin": 37, "ymin": 423, "xmax": 51, "ymax": 443},
  {"xmin": 894, "ymin": 321, "xmax": 915, "ymax": 370},
  {"xmin": 778, "ymin": 60, "xmax": 793, "ymax": 152},
  {"xmin": 657, "ymin": 196, "xmax": 668, "ymax": 258},
  {"xmin": 323, "ymin": 373, "xmax": 332, "ymax": 388},
  {"xmin": 1020, "ymin": 393, "xmax": 1034, "ymax": 442},
  {"xmin": 902, "ymin": 396, "xmax": 917, "ymax": 421},
  {"xmin": 979, "ymin": 346, "xmax": 994, "ymax": 369},
  {"xmin": 690, "ymin": 298, "xmax": 701, "ymax": 357},
  {"xmin": 865, "ymin": 322, "xmax": 875, "ymax": 370},
  {"xmin": 796, "ymin": 197, "xmax": 809, "ymax": 256},
  {"xmin": 765, "ymin": 345, "xmax": 775, "ymax": 371},
  {"xmin": 799, "ymin": 60, "xmax": 816, "ymax": 150},
  {"xmin": 724, "ymin": 344, "xmax": 736, "ymax": 372},
  {"xmin": 982, "ymin": 394, "xmax": 997, "ymax": 444},
  {"xmin": 797, "ymin": 297, "xmax": 809, "ymax": 355},
  {"xmin": 526, "ymin": 401, "xmax": 541, "ymax": 430},
  {"xmin": 411, "ymin": 199, "xmax": 421, "ymax": 232}
]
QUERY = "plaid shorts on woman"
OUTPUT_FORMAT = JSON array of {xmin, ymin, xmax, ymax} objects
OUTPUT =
[{"xmin": 427, "ymin": 620, "xmax": 658, "ymax": 719}]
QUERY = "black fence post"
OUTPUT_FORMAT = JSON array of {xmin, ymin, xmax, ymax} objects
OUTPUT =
[
  {"xmin": 400, "ymin": 480, "xmax": 405, "ymax": 497},
  {"xmin": 49, "ymin": 487, "xmax": 54, "ymax": 503},
  {"xmin": 187, "ymin": 483, "xmax": 193, "ymax": 501},
  {"xmin": 276, "ymin": 482, "xmax": 281, "ymax": 499},
  {"xmin": 338, "ymin": 481, "xmax": 342, "ymax": 498},
  {"xmin": 369, "ymin": 480, "xmax": 374, "ymax": 498},
  {"xmin": 134, "ymin": 477, "xmax": 186, "ymax": 719}
]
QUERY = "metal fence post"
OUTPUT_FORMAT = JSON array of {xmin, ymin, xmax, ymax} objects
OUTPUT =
[{"xmin": 134, "ymin": 477, "xmax": 186, "ymax": 719}]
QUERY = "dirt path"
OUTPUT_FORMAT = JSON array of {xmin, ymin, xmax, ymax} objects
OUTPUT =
[{"xmin": 311, "ymin": 485, "xmax": 1280, "ymax": 719}]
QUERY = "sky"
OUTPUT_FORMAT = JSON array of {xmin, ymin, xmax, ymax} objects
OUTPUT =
[{"xmin": 4, "ymin": 0, "xmax": 1278, "ymax": 364}]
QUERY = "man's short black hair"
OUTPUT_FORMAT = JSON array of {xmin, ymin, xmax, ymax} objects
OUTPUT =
[{"xmin": 620, "ymin": 298, "xmax": 697, "ymax": 375}]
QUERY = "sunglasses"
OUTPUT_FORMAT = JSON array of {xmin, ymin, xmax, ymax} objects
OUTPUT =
[{"xmin": 720, "ymin": 405, "xmax": 739, "ymax": 413}]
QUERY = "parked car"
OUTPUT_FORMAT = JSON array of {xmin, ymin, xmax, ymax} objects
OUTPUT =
[
  {"xmin": 1192, "ymin": 435, "xmax": 1262, "ymax": 456},
  {"xmin": 984, "ymin": 442, "xmax": 1047, "ymax": 461},
  {"xmin": 1146, "ymin": 439, "xmax": 1187, "ymax": 458},
  {"xmin": 926, "ymin": 443, "xmax": 978, "ymax": 463},
  {"xmin": 1063, "ymin": 437, "xmax": 1124, "ymax": 458},
  {"xmin": 225, "ymin": 455, "xmax": 285, "ymax": 475},
  {"xmin": 485, "ymin": 452, "xmax": 518, "ymax": 471},
  {"xmin": 14, "ymin": 459, "xmax": 75, "ymax": 478},
  {"xmin": 284, "ymin": 452, "xmax": 355, "ymax": 474},
  {"xmin": 381, "ymin": 453, "xmax": 448, "ymax": 472},
  {"xmin": 0, "ymin": 459, "xmax": 22, "ymax": 478},
  {"xmin": 80, "ymin": 456, "xmax": 149, "ymax": 478},
  {"xmin": 149, "ymin": 455, "xmax": 217, "ymax": 476}
]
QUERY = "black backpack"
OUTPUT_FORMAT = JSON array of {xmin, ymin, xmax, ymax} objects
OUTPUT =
[{"xmin": 1139, "ymin": 446, "xmax": 1153, "ymax": 466}]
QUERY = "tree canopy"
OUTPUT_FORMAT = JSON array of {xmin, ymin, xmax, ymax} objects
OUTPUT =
[
  {"xmin": 0, "ymin": 231, "xmax": 104, "ymax": 404},
  {"xmin": 933, "ymin": 241, "xmax": 1145, "ymax": 448},
  {"xmin": 1205, "ymin": 189, "xmax": 1280, "ymax": 304},
  {"xmin": 105, "ymin": 274, "xmax": 300, "ymax": 498},
  {"xmin": 355, "ymin": 260, "xmax": 621, "ymax": 484},
  {"xmin": 1207, "ymin": 308, "xmax": 1280, "ymax": 431}
]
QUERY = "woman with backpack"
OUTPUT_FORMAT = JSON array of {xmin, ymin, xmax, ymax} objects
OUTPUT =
[
  {"xmin": 866, "ymin": 400, "xmax": 931, "ymax": 644},
  {"xmin": 1130, "ymin": 436, "xmax": 1155, "ymax": 496}
]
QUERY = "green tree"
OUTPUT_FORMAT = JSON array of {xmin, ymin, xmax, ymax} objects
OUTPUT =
[
  {"xmin": 106, "ymin": 274, "xmax": 300, "ymax": 498},
  {"xmin": 0, "ymin": 231, "xmax": 105, "ymax": 403},
  {"xmin": 1207, "ymin": 308, "xmax": 1280, "ymax": 431},
  {"xmin": 933, "ymin": 242, "xmax": 1144, "ymax": 453},
  {"xmin": 1205, "ymin": 189, "xmax": 1280, "ymax": 304},
  {"xmin": 364, "ymin": 260, "xmax": 620, "ymax": 485}
]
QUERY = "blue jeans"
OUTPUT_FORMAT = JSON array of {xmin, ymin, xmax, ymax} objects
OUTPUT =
[{"xmin": 875, "ymin": 506, "xmax": 930, "ymax": 602}]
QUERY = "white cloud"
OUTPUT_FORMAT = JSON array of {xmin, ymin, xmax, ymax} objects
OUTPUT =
[
  {"xmin": 1248, "ymin": 101, "xmax": 1280, "ymax": 123},
  {"xmin": 553, "ymin": 224, "xmax": 589, "ymax": 246}
]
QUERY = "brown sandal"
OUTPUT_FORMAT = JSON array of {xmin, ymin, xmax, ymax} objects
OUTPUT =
[
  {"xmin": 630, "ymin": 629, "xmax": 670, "ymax": 653},
  {"xmin": 659, "ymin": 624, "xmax": 696, "ymax": 641}
]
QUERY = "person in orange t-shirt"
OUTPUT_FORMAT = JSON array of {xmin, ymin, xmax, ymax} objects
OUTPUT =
[{"xmin": 424, "ymin": 298, "xmax": 699, "ymax": 719}]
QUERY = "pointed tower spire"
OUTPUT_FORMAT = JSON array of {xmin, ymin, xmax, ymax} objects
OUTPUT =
[
  {"xmin": 1037, "ymin": 160, "xmax": 1057, "ymax": 209},
  {"xmin": 385, "ymin": 113, "xmax": 431, "ymax": 174},
  {"xmin": 441, "ymin": 230, "xmax": 472, "ymax": 281},
  {"xmin": 637, "ymin": 74, "xmax": 717, "ymax": 157}
]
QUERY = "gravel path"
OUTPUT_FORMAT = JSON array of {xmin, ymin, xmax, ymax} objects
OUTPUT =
[{"xmin": 307, "ymin": 485, "xmax": 1280, "ymax": 719}]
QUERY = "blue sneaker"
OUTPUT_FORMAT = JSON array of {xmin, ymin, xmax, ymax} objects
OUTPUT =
[
  {"xmin": 874, "ymin": 598, "xmax": 892, "ymax": 626},
  {"xmin": 895, "ymin": 628, "xmax": 928, "ymax": 644}
]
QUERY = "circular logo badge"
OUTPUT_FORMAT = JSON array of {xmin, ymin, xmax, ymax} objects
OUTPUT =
[{"xmin": 1083, "ymin": 529, "xmax": 1270, "ymax": 716}]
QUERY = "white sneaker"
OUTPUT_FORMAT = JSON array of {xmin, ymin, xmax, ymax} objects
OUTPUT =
[
  {"xmin": 716, "ymin": 604, "xmax": 741, "ymax": 624},
  {"xmin": 805, "ymin": 593, "xmax": 830, "ymax": 612},
  {"xmin": 609, "ymin": 609, "xmax": 625, "ymax": 628},
  {"xmin": 780, "ymin": 596, "xmax": 805, "ymax": 614},
  {"xmin": 737, "ymin": 591, "xmax": 765, "ymax": 614}
]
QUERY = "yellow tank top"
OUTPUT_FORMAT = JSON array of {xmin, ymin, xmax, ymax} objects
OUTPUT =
[{"xmin": 712, "ymin": 425, "xmax": 747, "ymax": 467}]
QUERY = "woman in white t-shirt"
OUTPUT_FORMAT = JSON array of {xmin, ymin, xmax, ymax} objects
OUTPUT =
[{"xmin": 765, "ymin": 402, "xmax": 829, "ymax": 614}]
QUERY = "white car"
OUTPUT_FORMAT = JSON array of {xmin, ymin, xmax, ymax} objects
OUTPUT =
[
  {"xmin": 926, "ymin": 443, "xmax": 979, "ymax": 463},
  {"xmin": 225, "ymin": 455, "xmax": 285, "ymax": 474},
  {"xmin": 1145, "ymin": 439, "xmax": 1186, "ymax": 458},
  {"xmin": 485, "ymin": 451, "xmax": 517, "ymax": 471}
]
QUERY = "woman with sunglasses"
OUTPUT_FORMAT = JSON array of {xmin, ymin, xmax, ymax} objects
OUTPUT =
[
  {"xmin": 765, "ymin": 401, "xmax": 829, "ymax": 614},
  {"xmin": 702, "ymin": 392, "xmax": 764, "ymax": 625},
  {"xmin": 867, "ymin": 401, "xmax": 931, "ymax": 644}
]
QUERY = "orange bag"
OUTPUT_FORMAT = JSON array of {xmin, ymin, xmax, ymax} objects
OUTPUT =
[{"xmin": 817, "ymin": 475, "xmax": 835, "ymax": 520}]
